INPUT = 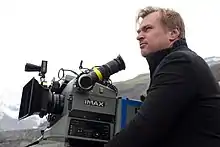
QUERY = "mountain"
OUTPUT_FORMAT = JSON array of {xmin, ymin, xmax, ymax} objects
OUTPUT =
[
  {"xmin": 0, "ymin": 112, "xmax": 38, "ymax": 131},
  {"xmin": 114, "ymin": 73, "xmax": 150, "ymax": 100},
  {"xmin": 205, "ymin": 56, "xmax": 220, "ymax": 81},
  {"xmin": 0, "ymin": 129, "xmax": 63, "ymax": 147},
  {"xmin": 0, "ymin": 56, "xmax": 220, "ymax": 146},
  {"xmin": 0, "ymin": 89, "xmax": 47, "ymax": 131}
]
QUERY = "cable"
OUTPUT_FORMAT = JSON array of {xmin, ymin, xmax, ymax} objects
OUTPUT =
[
  {"xmin": 58, "ymin": 68, "xmax": 79, "ymax": 81},
  {"xmin": 24, "ymin": 130, "xmax": 45, "ymax": 147}
]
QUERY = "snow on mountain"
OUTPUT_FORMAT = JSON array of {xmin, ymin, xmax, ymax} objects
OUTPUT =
[
  {"xmin": 204, "ymin": 56, "xmax": 220, "ymax": 82},
  {"xmin": 0, "ymin": 87, "xmax": 47, "ymax": 131},
  {"xmin": 204, "ymin": 56, "xmax": 220, "ymax": 66},
  {"xmin": 0, "ymin": 111, "xmax": 4, "ymax": 120}
]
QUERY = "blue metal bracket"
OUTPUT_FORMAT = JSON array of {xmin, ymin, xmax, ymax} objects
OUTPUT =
[{"xmin": 120, "ymin": 96, "xmax": 142, "ymax": 129}]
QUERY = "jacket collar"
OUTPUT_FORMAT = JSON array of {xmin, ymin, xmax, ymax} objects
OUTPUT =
[{"xmin": 145, "ymin": 38, "xmax": 188, "ymax": 78}]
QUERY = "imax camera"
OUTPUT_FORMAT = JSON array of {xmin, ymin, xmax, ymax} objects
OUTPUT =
[{"xmin": 18, "ymin": 55, "xmax": 127, "ymax": 147}]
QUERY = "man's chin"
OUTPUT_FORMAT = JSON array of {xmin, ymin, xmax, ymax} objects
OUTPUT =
[{"xmin": 141, "ymin": 50, "xmax": 151, "ymax": 57}]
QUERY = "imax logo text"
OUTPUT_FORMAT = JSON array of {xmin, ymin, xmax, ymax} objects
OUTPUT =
[{"xmin": 84, "ymin": 99, "xmax": 105, "ymax": 107}]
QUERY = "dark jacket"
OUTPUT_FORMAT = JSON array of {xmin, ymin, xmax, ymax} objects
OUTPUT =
[{"xmin": 105, "ymin": 39, "xmax": 220, "ymax": 147}]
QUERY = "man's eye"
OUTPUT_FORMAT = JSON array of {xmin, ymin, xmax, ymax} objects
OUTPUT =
[{"xmin": 143, "ymin": 27, "xmax": 151, "ymax": 32}]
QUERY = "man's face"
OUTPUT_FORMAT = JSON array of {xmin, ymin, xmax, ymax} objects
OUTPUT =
[{"xmin": 136, "ymin": 12, "xmax": 172, "ymax": 57}]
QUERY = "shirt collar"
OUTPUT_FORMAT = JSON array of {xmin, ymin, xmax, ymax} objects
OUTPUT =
[{"xmin": 145, "ymin": 38, "xmax": 188, "ymax": 78}]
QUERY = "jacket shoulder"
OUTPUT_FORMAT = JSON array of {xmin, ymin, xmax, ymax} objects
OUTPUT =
[
  {"xmin": 154, "ymin": 48, "xmax": 203, "ymax": 76},
  {"xmin": 166, "ymin": 48, "xmax": 199, "ymax": 62},
  {"xmin": 151, "ymin": 48, "xmax": 195, "ymax": 78}
]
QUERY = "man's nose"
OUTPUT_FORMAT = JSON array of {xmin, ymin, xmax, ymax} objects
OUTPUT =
[{"xmin": 136, "ymin": 33, "xmax": 144, "ymax": 41}]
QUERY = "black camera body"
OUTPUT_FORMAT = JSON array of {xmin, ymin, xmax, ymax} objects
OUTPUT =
[{"xmin": 18, "ymin": 55, "xmax": 126, "ymax": 147}]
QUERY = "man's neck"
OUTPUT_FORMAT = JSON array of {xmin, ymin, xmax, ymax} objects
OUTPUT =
[{"xmin": 168, "ymin": 38, "xmax": 180, "ymax": 48}]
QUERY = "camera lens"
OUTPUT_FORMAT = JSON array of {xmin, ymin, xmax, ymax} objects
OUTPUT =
[
  {"xmin": 47, "ymin": 94, "xmax": 65, "ymax": 115},
  {"xmin": 77, "ymin": 55, "xmax": 126, "ymax": 91}
]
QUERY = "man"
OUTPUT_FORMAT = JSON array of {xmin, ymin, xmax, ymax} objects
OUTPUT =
[{"xmin": 105, "ymin": 6, "xmax": 220, "ymax": 147}]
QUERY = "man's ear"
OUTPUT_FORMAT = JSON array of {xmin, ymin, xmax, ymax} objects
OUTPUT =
[{"xmin": 169, "ymin": 27, "xmax": 180, "ymax": 41}]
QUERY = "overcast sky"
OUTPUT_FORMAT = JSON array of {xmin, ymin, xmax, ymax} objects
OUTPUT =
[{"xmin": 0, "ymin": 0, "xmax": 220, "ymax": 109}]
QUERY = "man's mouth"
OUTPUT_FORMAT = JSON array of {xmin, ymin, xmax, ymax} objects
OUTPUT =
[{"xmin": 140, "ymin": 43, "xmax": 147, "ymax": 49}]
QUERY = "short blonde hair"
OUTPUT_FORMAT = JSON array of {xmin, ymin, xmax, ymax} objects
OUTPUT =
[{"xmin": 136, "ymin": 6, "xmax": 185, "ymax": 39}]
